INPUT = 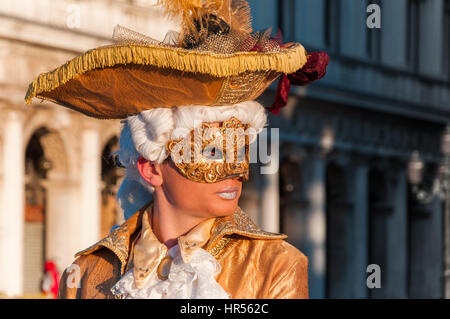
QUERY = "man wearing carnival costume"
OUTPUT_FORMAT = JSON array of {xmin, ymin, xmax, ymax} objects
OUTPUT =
[{"xmin": 25, "ymin": 0, "xmax": 328, "ymax": 299}]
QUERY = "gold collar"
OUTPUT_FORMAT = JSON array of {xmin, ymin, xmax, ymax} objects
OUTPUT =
[
  {"xmin": 75, "ymin": 201, "xmax": 287, "ymax": 275},
  {"xmin": 131, "ymin": 207, "xmax": 215, "ymax": 288}
]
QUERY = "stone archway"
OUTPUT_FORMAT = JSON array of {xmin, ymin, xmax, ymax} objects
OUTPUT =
[
  {"xmin": 23, "ymin": 127, "xmax": 51, "ymax": 294},
  {"xmin": 24, "ymin": 125, "xmax": 71, "ymax": 294}
]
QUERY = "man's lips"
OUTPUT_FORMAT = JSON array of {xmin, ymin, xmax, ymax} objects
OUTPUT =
[
  {"xmin": 216, "ymin": 187, "xmax": 240, "ymax": 193},
  {"xmin": 216, "ymin": 187, "xmax": 240, "ymax": 200}
]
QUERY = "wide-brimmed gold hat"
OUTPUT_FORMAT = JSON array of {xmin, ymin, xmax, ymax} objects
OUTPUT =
[{"xmin": 24, "ymin": 0, "xmax": 308, "ymax": 119}]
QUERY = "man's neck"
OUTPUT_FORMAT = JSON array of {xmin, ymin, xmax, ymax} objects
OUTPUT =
[{"xmin": 151, "ymin": 194, "xmax": 207, "ymax": 249}]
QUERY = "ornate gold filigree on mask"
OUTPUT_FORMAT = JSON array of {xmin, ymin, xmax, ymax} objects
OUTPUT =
[{"xmin": 166, "ymin": 117, "xmax": 250, "ymax": 183}]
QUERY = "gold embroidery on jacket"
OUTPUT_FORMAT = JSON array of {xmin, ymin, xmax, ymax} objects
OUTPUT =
[{"xmin": 75, "ymin": 204, "xmax": 287, "ymax": 275}]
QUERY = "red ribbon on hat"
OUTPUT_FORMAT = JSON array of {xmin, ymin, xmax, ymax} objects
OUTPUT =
[{"xmin": 266, "ymin": 51, "xmax": 330, "ymax": 115}]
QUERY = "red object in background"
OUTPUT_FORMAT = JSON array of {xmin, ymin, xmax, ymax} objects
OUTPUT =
[
  {"xmin": 42, "ymin": 261, "xmax": 59, "ymax": 298},
  {"xmin": 267, "ymin": 51, "xmax": 330, "ymax": 115},
  {"xmin": 24, "ymin": 204, "xmax": 44, "ymax": 223}
]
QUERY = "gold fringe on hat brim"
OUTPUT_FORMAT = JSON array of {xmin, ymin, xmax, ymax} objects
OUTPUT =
[{"xmin": 25, "ymin": 43, "xmax": 307, "ymax": 105}]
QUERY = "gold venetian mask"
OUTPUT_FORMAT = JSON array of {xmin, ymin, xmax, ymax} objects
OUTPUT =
[{"xmin": 166, "ymin": 117, "xmax": 250, "ymax": 183}]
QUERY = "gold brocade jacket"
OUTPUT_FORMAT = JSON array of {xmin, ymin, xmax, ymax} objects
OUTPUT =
[{"xmin": 58, "ymin": 204, "xmax": 309, "ymax": 299}]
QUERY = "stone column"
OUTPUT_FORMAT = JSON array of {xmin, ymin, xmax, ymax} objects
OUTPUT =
[
  {"xmin": 339, "ymin": 0, "xmax": 368, "ymax": 59},
  {"xmin": 43, "ymin": 178, "xmax": 78, "ymax": 271},
  {"xmin": 350, "ymin": 162, "xmax": 369, "ymax": 298},
  {"xmin": 409, "ymin": 184, "xmax": 443, "ymax": 298},
  {"xmin": 260, "ymin": 151, "xmax": 280, "ymax": 233},
  {"xmin": 302, "ymin": 152, "xmax": 327, "ymax": 298},
  {"xmin": 384, "ymin": 168, "xmax": 408, "ymax": 298},
  {"xmin": 381, "ymin": 0, "xmax": 408, "ymax": 68},
  {"xmin": 368, "ymin": 163, "xmax": 408, "ymax": 298},
  {"xmin": 325, "ymin": 155, "xmax": 369, "ymax": 298},
  {"xmin": 77, "ymin": 124, "xmax": 101, "ymax": 252},
  {"xmin": 419, "ymin": 0, "xmax": 444, "ymax": 76},
  {"xmin": 0, "ymin": 110, "xmax": 24, "ymax": 297}
]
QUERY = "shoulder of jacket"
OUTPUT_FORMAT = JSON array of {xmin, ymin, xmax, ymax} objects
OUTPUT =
[
  {"xmin": 216, "ymin": 235, "xmax": 307, "ymax": 264},
  {"xmin": 67, "ymin": 247, "xmax": 118, "ymax": 275},
  {"xmin": 244, "ymin": 237, "xmax": 308, "ymax": 265},
  {"xmin": 279, "ymin": 240, "xmax": 308, "ymax": 261}
]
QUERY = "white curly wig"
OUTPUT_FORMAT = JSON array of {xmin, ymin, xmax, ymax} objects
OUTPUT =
[{"xmin": 116, "ymin": 101, "xmax": 267, "ymax": 219}]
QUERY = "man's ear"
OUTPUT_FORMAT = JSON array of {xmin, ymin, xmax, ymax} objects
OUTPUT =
[{"xmin": 137, "ymin": 156, "xmax": 163, "ymax": 187}]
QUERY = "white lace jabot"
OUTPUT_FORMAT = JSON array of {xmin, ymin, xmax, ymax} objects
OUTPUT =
[
  {"xmin": 110, "ymin": 209, "xmax": 230, "ymax": 299},
  {"xmin": 111, "ymin": 244, "xmax": 230, "ymax": 299}
]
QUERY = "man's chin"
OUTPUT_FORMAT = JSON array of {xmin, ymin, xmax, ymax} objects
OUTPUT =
[{"xmin": 207, "ymin": 199, "xmax": 239, "ymax": 217}]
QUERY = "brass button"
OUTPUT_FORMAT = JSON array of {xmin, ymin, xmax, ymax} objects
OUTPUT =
[{"xmin": 157, "ymin": 255, "xmax": 173, "ymax": 281}]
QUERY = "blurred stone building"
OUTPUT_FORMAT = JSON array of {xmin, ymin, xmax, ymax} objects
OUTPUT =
[
  {"xmin": 0, "ymin": 0, "xmax": 179, "ymax": 297},
  {"xmin": 0, "ymin": 0, "xmax": 449, "ymax": 299},
  {"xmin": 242, "ymin": 0, "xmax": 450, "ymax": 298}
]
